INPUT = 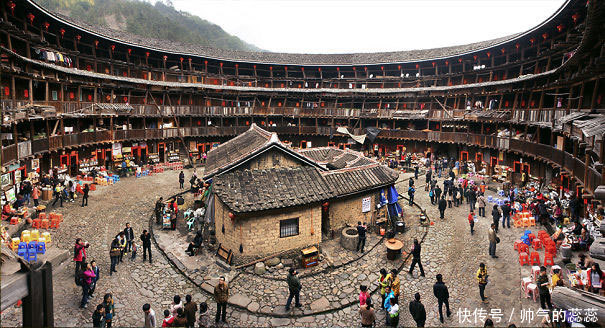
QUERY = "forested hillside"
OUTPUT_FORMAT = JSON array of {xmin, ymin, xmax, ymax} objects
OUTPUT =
[{"xmin": 36, "ymin": 0, "xmax": 260, "ymax": 51}]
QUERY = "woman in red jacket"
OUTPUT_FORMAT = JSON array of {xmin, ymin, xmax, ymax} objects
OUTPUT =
[
  {"xmin": 73, "ymin": 238, "xmax": 90, "ymax": 282},
  {"xmin": 468, "ymin": 211, "xmax": 475, "ymax": 235}
]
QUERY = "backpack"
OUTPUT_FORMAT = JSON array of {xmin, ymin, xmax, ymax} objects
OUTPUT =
[{"xmin": 75, "ymin": 268, "xmax": 85, "ymax": 286}]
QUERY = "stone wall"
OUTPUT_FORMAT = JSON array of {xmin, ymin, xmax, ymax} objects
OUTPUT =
[
  {"xmin": 214, "ymin": 197, "xmax": 322, "ymax": 257},
  {"xmin": 241, "ymin": 148, "xmax": 304, "ymax": 171},
  {"xmin": 328, "ymin": 191, "xmax": 376, "ymax": 231}
]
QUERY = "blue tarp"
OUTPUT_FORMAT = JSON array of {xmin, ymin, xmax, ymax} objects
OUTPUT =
[{"xmin": 387, "ymin": 185, "xmax": 402, "ymax": 218}]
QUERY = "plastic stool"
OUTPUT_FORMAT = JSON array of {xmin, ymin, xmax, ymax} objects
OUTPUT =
[
  {"xmin": 38, "ymin": 212, "xmax": 46, "ymax": 221},
  {"xmin": 519, "ymin": 252, "xmax": 530, "ymax": 266},
  {"xmin": 26, "ymin": 249, "xmax": 37, "ymax": 262},
  {"xmin": 36, "ymin": 241, "xmax": 46, "ymax": 254},
  {"xmin": 41, "ymin": 232, "xmax": 51, "ymax": 244},
  {"xmin": 40, "ymin": 219, "xmax": 50, "ymax": 229},
  {"xmin": 532, "ymin": 238, "xmax": 542, "ymax": 250},
  {"xmin": 32, "ymin": 218, "xmax": 41, "ymax": 228},
  {"xmin": 531, "ymin": 266, "xmax": 541, "ymax": 280},
  {"xmin": 514, "ymin": 240, "xmax": 523, "ymax": 251},
  {"xmin": 527, "ymin": 233, "xmax": 536, "ymax": 242},
  {"xmin": 17, "ymin": 242, "xmax": 28, "ymax": 257},
  {"xmin": 544, "ymin": 252, "xmax": 555, "ymax": 266},
  {"xmin": 530, "ymin": 252, "xmax": 541, "ymax": 266},
  {"xmin": 28, "ymin": 241, "xmax": 37, "ymax": 253},
  {"xmin": 29, "ymin": 230, "xmax": 40, "ymax": 241},
  {"xmin": 10, "ymin": 217, "xmax": 19, "ymax": 225},
  {"xmin": 10, "ymin": 237, "xmax": 20, "ymax": 250},
  {"xmin": 526, "ymin": 283, "xmax": 538, "ymax": 301},
  {"xmin": 528, "ymin": 217, "xmax": 536, "ymax": 227},
  {"xmin": 518, "ymin": 243, "xmax": 529, "ymax": 254},
  {"xmin": 21, "ymin": 232, "xmax": 31, "ymax": 243},
  {"xmin": 514, "ymin": 219, "xmax": 523, "ymax": 228},
  {"xmin": 50, "ymin": 218, "xmax": 60, "ymax": 229},
  {"xmin": 521, "ymin": 277, "xmax": 533, "ymax": 292}
]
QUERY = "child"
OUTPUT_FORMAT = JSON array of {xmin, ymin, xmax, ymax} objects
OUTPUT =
[
  {"xmin": 162, "ymin": 309, "xmax": 175, "ymax": 327},
  {"xmin": 130, "ymin": 241, "xmax": 137, "ymax": 261},
  {"xmin": 468, "ymin": 211, "xmax": 475, "ymax": 235},
  {"xmin": 197, "ymin": 302, "xmax": 208, "ymax": 328}
]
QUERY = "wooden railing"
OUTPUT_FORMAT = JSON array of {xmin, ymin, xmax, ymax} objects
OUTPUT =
[{"xmin": 1, "ymin": 126, "xmax": 601, "ymax": 191}]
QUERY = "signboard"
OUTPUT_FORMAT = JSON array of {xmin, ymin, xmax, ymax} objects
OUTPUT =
[
  {"xmin": 1, "ymin": 173, "xmax": 12, "ymax": 189},
  {"xmin": 557, "ymin": 136, "xmax": 564, "ymax": 150},
  {"xmin": 5, "ymin": 188, "xmax": 16, "ymax": 203},
  {"xmin": 112, "ymin": 143, "xmax": 122, "ymax": 157},
  {"xmin": 31, "ymin": 159, "xmax": 40, "ymax": 171},
  {"xmin": 122, "ymin": 147, "xmax": 132, "ymax": 154},
  {"xmin": 362, "ymin": 197, "xmax": 371, "ymax": 213}
]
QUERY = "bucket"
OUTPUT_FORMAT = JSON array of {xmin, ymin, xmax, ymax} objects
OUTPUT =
[{"xmin": 560, "ymin": 244, "xmax": 572, "ymax": 259}]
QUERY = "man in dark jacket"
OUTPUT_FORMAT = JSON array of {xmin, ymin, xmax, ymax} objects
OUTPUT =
[
  {"xmin": 81, "ymin": 183, "xmax": 90, "ymax": 207},
  {"xmin": 140, "ymin": 230, "xmax": 152, "ymax": 264},
  {"xmin": 124, "ymin": 223, "xmax": 134, "ymax": 253},
  {"xmin": 492, "ymin": 205, "xmax": 501, "ymax": 233},
  {"xmin": 285, "ymin": 268, "xmax": 302, "ymax": 311},
  {"xmin": 179, "ymin": 171, "xmax": 185, "ymax": 189},
  {"xmin": 408, "ymin": 239, "xmax": 425, "ymax": 277},
  {"xmin": 155, "ymin": 197, "xmax": 164, "ymax": 224},
  {"xmin": 356, "ymin": 221, "xmax": 367, "ymax": 253},
  {"xmin": 501, "ymin": 201, "xmax": 512, "ymax": 229},
  {"xmin": 468, "ymin": 189, "xmax": 476, "ymax": 212},
  {"xmin": 183, "ymin": 294, "xmax": 198, "ymax": 328},
  {"xmin": 438, "ymin": 197, "xmax": 447, "ymax": 219},
  {"xmin": 433, "ymin": 274, "xmax": 451, "ymax": 323},
  {"xmin": 434, "ymin": 185, "xmax": 442, "ymax": 203},
  {"xmin": 408, "ymin": 292, "xmax": 426, "ymax": 327}
]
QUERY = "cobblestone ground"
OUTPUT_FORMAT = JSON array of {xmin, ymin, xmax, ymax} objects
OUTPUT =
[{"xmin": 2, "ymin": 170, "xmax": 551, "ymax": 327}]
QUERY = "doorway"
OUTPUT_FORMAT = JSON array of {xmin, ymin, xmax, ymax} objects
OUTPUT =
[{"xmin": 321, "ymin": 203, "xmax": 330, "ymax": 238}]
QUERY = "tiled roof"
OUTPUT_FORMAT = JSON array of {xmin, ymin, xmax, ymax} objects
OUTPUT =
[
  {"xmin": 213, "ymin": 167, "xmax": 335, "ymax": 213},
  {"xmin": 296, "ymin": 148, "xmax": 342, "ymax": 163},
  {"xmin": 323, "ymin": 165, "xmax": 400, "ymax": 197},
  {"xmin": 214, "ymin": 164, "xmax": 399, "ymax": 213},
  {"xmin": 27, "ymin": 0, "xmax": 556, "ymax": 66},
  {"xmin": 204, "ymin": 124, "xmax": 273, "ymax": 178}
]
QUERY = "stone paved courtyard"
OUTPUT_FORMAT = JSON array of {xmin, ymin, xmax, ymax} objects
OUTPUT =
[{"xmin": 2, "ymin": 169, "xmax": 556, "ymax": 327}]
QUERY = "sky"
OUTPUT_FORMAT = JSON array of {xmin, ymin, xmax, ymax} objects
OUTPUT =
[{"xmin": 171, "ymin": 0, "xmax": 566, "ymax": 54}]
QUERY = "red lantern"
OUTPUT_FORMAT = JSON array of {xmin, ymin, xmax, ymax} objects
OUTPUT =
[
  {"xmin": 529, "ymin": 38, "xmax": 535, "ymax": 45},
  {"xmin": 322, "ymin": 202, "xmax": 329, "ymax": 207},
  {"xmin": 501, "ymin": 48, "xmax": 506, "ymax": 54},
  {"xmin": 23, "ymin": 89, "xmax": 28, "ymax": 98},
  {"xmin": 219, "ymin": 62, "xmax": 223, "ymax": 67},
  {"xmin": 76, "ymin": 35, "xmax": 81, "ymax": 42},
  {"xmin": 486, "ymin": 52, "xmax": 491, "ymax": 58},
  {"xmin": 300, "ymin": 67, "xmax": 304, "ymax": 71},
  {"xmin": 284, "ymin": 66, "xmax": 288, "ymax": 71},
  {"xmin": 397, "ymin": 65, "xmax": 401, "ymax": 70},
  {"xmin": 180, "ymin": 57, "xmax": 184, "ymax": 63},
  {"xmin": 205, "ymin": 60, "xmax": 208, "ymax": 65},
  {"xmin": 572, "ymin": 13, "xmax": 579, "ymax": 23},
  {"xmin": 3, "ymin": 86, "xmax": 9, "ymax": 96},
  {"xmin": 444, "ymin": 61, "xmax": 449, "ymax": 66},
  {"xmin": 27, "ymin": 13, "xmax": 35, "ymax": 24},
  {"xmin": 318, "ymin": 67, "xmax": 321, "ymax": 72},
  {"xmin": 228, "ymin": 212, "xmax": 235, "ymax": 219},
  {"xmin": 415, "ymin": 64, "xmax": 419, "ymax": 69},
  {"xmin": 127, "ymin": 48, "xmax": 132, "ymax": 55},
  {"xmin": 123, "ymin": 96, "xmax": 128, "ymax": 103},
  {"xmin": 352, "ymin": 67, "xmax": 356, "ymax": 71},
  {"xmin": 542, "ymin": 33, "xmax": 548, "ymax": 40},
  {"xmin": 381, "ymin": 66, "xmax": 384, "ymax": 70},
  {"xmin": 145, "ymin": 52, "xmax": 150, "ymax": 58},
  {"xmin": 515, "ymin": 43, "xmax": 520, "ymax": 50},
  {"xmin": 557, "ymin": 24, "xmax": 565, "ymax": 32},
  {"xmin": 458, "ymin": 58, "xmax": 462, "ymax": 63},
  {"xmin": 111, "ymin": 45, "xmax": 116, "ymax": 52},
  {"xmin": 163, "ymin": 55, "xmax": 167, "ymax": 61},
  {"xmin": 94, "ymin": 40, "xmax": 99, "ymax": 48},
  {"xmin": 473, "ymin": 55, "xmax": 477, "ymax": 61},
  {"xmin": 68, "ymin": 91, "xmax": 74, "ymax": 99},
  {"xmin": 42, "ymin": 22, "xmax": 50, "ymax": 31},
  {"xmin": 235, "ymin": 63, "xmax": 238, "ymax": 68},
  {"xmin": 87, "ymin": 94, "xmax": 92, "ymax": 101}
]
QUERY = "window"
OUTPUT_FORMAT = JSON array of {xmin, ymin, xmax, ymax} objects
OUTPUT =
[{"xmin": 280, "ymin": 218, "xmax": 299, "ymax": 238}]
